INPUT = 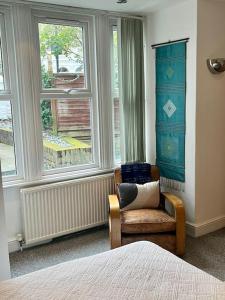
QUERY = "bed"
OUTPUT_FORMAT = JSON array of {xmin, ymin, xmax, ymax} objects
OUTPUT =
[{"xmin": 0, "ymin": 241, "xmax": 224, "ymax": 299}]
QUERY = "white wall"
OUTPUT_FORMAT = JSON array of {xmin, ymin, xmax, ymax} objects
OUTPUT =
[
  {"xmin": 0, "ymin": 166, "xmax": 10, "ymax": 280},
  {"xmin": 145, "ymin": 0, "xmax": 197, "ymax": 224},
  {"xmin": 195, "ymin": 0, "xmax": 225, "ymax": 225},
  {"xmin": 146, "ymin": 0, "xmax": 225, "ymax": 235},
  {"xmin": 4, "ymin": 187, "xmax": 22, "ymax": 245}
]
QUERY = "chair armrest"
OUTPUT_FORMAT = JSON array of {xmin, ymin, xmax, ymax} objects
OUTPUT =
[
  {"xmin": 161, "ymin": 192, "xmax": 184, "ymax": 211},
  {"xmin": 108, "ymin": 195, "xmax": 121, "ymax": 249},
  {"xmin": 109, "ymin": 194, "xmax": 120, "ymax": 213},
  {"xmin": 161, "ymin": 192, "xmax": 185, "ymax": 256}
]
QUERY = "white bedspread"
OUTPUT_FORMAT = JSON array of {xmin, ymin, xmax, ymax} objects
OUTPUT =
[{"xmin": 0, "ymin": 241, "xmax": 224, "ymax": 300}]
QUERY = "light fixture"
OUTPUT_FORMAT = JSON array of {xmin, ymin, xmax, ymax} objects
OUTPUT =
[
  {"xmin": 207, "ymin": 58, "xmax": 225, "ymax": 74},
  {"xmin": 117, "ymin": 0, "xmax": 127, "ymax": 4}
]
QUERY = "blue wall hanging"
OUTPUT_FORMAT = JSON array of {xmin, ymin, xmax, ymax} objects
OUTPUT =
[{"xmin": 155, "ymin": 41, "xmax": 186, "ymax": 182}]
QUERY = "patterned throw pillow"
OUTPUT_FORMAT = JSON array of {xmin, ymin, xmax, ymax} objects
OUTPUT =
[
  {"xmin": 121, "ymin": 163, "xmax": 151, "ymax": 184},
  {"xmin": 118, "ymin": 181, "xmax": 160, "ymax": 211}
]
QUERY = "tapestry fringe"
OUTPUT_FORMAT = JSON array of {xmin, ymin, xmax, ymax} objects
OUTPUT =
[{"xmin": 160, "ymin": 177, "xmax": 185, "ymax": 192}]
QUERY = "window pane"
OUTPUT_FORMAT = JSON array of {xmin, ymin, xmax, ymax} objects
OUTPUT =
[
  {"xmin": 112, "ymin": 26, "xmax": 121, "ymax": 162},
  {"xmin": 41, "ymin": 98, "xmax": 93, "ymax": 170},
  {"xmin": 113, "ymin": 97, "xmax": 120, "ymax": 162},
  {"xmin": 112, "ymin": 27, "xmax": 119, "ymax": 92},
  {"xmin": 0, "ymin": 101, "xmax": 16, "ymax": 175},
  {"xmin": 0, "ymin": 33, "xmax": 5, "ymax": 91},
  {"xmin": 39, "ymin": 23, "xmax": 86, "ymax": 90}
]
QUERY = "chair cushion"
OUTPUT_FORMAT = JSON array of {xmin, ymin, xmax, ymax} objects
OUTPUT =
[
  {"xmin": 119, "ymin": 181, "xmax": 160, "ymax": 210},
  {"xmin": 121, "ymin": 209, "xmax": 176, "ymax": 234}
]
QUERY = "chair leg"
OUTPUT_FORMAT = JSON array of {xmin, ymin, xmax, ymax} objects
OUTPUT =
[
  {"xmin": 109, "ymin": 216, "xmax": 121, "ymax": 249},
  {"xmin": 175, "ymin": 224, "xmax": 185, "ymax": 256},
  {"xmin": 110, "ymin": 232, "xmax": 121, "ymax": 249}
]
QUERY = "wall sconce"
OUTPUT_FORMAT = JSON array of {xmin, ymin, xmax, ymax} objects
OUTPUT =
[{"xmin": 207, "ymin": 58, "xmax": 225, "ymax": 74}]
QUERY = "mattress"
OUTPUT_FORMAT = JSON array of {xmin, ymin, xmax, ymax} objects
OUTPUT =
[{"xmin": 0, "ymin": 241, "xmax": 224, "ymax": 300}]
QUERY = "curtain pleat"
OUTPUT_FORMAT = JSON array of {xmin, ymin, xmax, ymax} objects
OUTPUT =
[{"xmin": 121, "ymin": 18, "xmax": 145, "ymax": 163}]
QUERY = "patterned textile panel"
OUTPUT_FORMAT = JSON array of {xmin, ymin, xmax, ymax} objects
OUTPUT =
[
  {"xmin": 156, "ymin": 42, "xmax": 186, "ymax": 182},
  {"xmin": 121, "ymin": 163, "xmax": 151, "ymax": 184}
]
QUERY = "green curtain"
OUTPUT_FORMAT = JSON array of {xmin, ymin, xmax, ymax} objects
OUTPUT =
[{"xmin": 121, "ymin": 18, "xmax": 145, "ymax": 163}]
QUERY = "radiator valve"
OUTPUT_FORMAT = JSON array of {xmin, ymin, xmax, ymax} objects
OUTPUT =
[{"xmin": 16, "ymin": 234, "xmax": 24, "ymax": 252}]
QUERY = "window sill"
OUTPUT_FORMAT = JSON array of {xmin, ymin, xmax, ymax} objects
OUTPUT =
[{"xmin": 3, "ymin": 167, "xmax": 115, "ymax": 189}]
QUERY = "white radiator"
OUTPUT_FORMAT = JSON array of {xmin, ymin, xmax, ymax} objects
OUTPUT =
[{"xmin": 21, "ymin": 174, "xmax": 114, "ymax": 245}]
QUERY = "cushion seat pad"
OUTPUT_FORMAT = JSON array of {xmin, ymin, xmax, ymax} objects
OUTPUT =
[{"xmin": 121, "ymin": 208, "xmax": 176, "ymax": 234}]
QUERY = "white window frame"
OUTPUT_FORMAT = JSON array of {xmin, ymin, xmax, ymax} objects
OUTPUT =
[
  {"xmin": 0, "ymin": 6, "xmax": 24, "ymax": 183},
  {"xmin": 0, "ymin": 3, "xmax": 125, "ymax": 186},
  {"xmin": 110, "ymin": 19, "xmax": 122, "ymax": 165},
  {"xmin": 31, "ymin": 10, "xmax": 100, "ymax": 177},
  {"xmin": 110, "ymin": 21, "xmax": 120, "ymax": 99}
]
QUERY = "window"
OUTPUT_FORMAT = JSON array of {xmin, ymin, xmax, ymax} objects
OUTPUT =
[
  {"xmin": 0, "ymin": 15, "xmax": 17, "ymax": 177},
  {"xmin": 0, "ymin": 101, "xmax": 16, "ymax": 176},
  {"xmin": 0, "ymin": 4, "xmax": 123, "ymax": 184},
  {"xmin": 0, "ymin": 44, "xmax": 5, "ymax": 90},
  {"xmin": 37, "ymin": 18, "xmax": 97, "ymax": 173},
  {"xmin": 39, "ymin": 22, "xmax": 86, "ymax": 90},
  {"xmin": 111, "ymin": 25, "xmax": 121, "ymax": 163},
  {"xmin": 41, "ymin": 98, "xmax": 93, "ymax": 170}
]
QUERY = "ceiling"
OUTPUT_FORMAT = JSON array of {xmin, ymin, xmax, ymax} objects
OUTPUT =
[{"xmin": 28, "ymin": 0, "xmax": 186, "ymax": 15}]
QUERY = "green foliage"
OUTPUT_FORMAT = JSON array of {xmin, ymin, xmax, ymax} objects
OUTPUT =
[
  {"xmin": 39, "ymin": 23, "xmax": 84, "ymax": 66},
  {"xmin": 41, "ymin": 65, "xmax": 54, "ymax": 88},
  {"xmin": 41, "ymin": 100, "xmax": 52, "ymax": 130},
  {"xmin": 41, "ymin": 67, "xmax": 53, "ymax": 130}
]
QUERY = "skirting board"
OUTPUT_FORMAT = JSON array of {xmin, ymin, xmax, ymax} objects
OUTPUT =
[
  {"xmin": 8, "ymin": 225, "xmax": 108, "ymax": 253},
  {"xmin": 186, "ymin": 215, "xmax": 225, "ymax": 237},
  {"xmin": 8, "ymin": 239, "xmax": 52, "ymax": 253},
  {"xmin": 8, "ymin": 240, "xmax": 20, "ymax": 253}
]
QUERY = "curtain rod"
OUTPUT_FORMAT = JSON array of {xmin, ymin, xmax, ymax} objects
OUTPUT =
[
  {"xmin": 151, "ymin": 38, "xmax": 189, "ymax": 49},
  {"xmin": 109, "ymin": 15, "xmax": 143, "ymax": 20},
  {"xmin": 1, "ymin": 0, "xmax": 144, "ymax": 20},
  {"xmin": 109, "ymin": 12, "xmax": 144, "ymax": 20}
]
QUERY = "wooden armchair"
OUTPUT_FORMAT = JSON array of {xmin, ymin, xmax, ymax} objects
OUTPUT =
[{"xmin": 108, "ymin": 165, "xmax": 185, "ymax": 256}]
